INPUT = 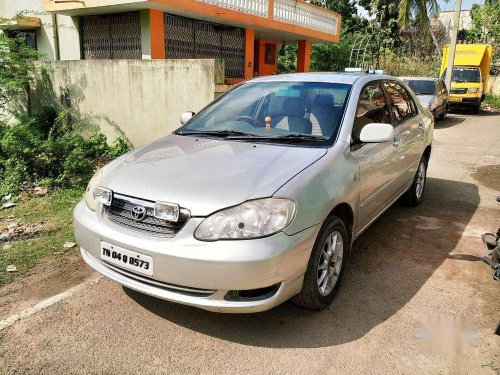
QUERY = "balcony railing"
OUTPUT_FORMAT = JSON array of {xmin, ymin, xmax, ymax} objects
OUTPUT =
[
  {"xmin": 273, "ymin": 0, "xmax": 339, "ymax": 35},
  {"xmin": 198, "ymin": 0, "xmax": 269, "ymax": 18}
]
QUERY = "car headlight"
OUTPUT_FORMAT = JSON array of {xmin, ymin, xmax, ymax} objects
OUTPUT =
[
  {"xmin": 469, "ymin": 88, "xmax": 478, "ymax": 93},
  {"xmin": 84, "ymin": 169, "xmax": 105, "ymax": 211},
  {"xmin": 194, "ymin": 198, "xmax": 296, "ymax": 241}
]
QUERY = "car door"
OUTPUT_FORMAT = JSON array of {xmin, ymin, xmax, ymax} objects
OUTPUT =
[
  {"xmin": 351, "ymin": 81, "xmax": 400, "ymax": 231},
  {"xmin": 383, "ymin": 81, "xmax": 423, "ymax": 192}
]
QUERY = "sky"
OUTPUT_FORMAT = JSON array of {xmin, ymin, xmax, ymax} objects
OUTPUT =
[
  {"xmin": 357, "ymin": 0, "xmax": 484, "ymax": 17},
  {"xmin": 437, "ymin": 0, "xmax": 482, "ymax": 11}
]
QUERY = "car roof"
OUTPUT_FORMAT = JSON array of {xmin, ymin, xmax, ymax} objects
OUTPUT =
[{"xmin": 247, "ymin": 72, "xmax": 396, "ymax": 85}]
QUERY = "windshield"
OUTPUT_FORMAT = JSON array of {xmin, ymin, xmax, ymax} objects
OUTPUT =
[
  {"xmin": 450, "ymin": 67, "xmax": 480, "ymax": 83},
  {"xmin": 176, "ymin": 81, "xmax": 351, "ymax": 143},
  {"xmin": 405, "ymin": 80, "xmax": 436, "ymax": 95}
]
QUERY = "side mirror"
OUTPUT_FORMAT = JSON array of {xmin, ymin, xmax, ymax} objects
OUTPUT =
[
  {"xmin": 359, "ymin": 123, "xmax": 394, "ymax": 143},
  {"xmin": 180, "ymin": 111, "xmax": 195, "ymax": 125}
]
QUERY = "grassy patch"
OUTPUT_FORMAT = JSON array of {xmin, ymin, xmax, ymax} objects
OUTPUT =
[
  {"xmin": 0, "ymin": 188, "xmax": 83, "ymax": 286},
  {"xmin": 483, "ymin": 95, "xmax": 500, "ymax": 109}
]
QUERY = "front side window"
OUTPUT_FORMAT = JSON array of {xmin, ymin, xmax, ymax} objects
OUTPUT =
[
  {"xmin": 352, "ymin": 82, "xmax": 391, "ymax": 142},
  {"xmin": 177, "ymin": 81, "xmax": 351, "ymax": 144},
  {"xmin": 384, "ymin": 82, "xmax": 416, "ymax": 125}
]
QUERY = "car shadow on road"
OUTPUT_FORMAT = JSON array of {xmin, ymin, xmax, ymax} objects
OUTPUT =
[
  {"xmin": 126, "ymin": 177, "xmax": 480, "ymax": 348},
  {"xmin": 435, "ymin": 115, "xmax": 466, "ymax": 129}
]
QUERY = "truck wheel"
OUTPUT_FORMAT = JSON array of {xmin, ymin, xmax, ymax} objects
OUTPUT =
[
  {"xmin": 403, "ymin": 156, "xmax": 427, "ymax": 207},
  {"xmin": 292, "ymin": 216, "xmax": 348, "ymax": 310},
  {"xmin": 473, "ymin": 103, "xmax": 481, "ymax": 114}
]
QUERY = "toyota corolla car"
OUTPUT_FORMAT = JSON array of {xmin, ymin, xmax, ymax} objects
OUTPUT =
[
  {"xmin": 74, "ymin": 73, "xmax": 433, "ymax": 313},
  {"xmin": 402, "ymin": 77, "xmax": 448, "ymax": 120}
]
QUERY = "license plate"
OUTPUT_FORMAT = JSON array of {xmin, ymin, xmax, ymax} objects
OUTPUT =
[
  {"xmin": 449, "ymin": 97, "xmax": 462, "ymax": 102},
  {"xmin": 100, "ymin": 241, "xmax": 153, "ymax": 276}
]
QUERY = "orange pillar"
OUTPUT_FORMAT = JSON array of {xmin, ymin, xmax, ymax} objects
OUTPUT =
[
  {"xmin": 297, "ymin": 40, "xmax": 311, "ymax": 73},
  {"xmin": 245, "ymin": 28, "xmax": 255, "ymax": 79},
  {"xmin": 150, "ymin": 9, "xmax": 166, "ymax": 59}
]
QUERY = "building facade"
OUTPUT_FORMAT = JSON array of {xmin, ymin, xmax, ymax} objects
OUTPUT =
[{"xmin": 1, "ymin": 0, "xmax": 341, "ymax": 82}]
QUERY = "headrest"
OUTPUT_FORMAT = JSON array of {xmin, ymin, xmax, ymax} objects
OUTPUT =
[
  {"xmin": 282, "ymin": 97, "xmax": 304, "ymax": 116},
  {"xmin": 315, "ymin": 92, "xmax": 335, "ymax": 107}
]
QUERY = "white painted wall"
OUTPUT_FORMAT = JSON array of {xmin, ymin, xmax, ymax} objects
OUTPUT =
[
  {"xmin": 30, "ymin": 60, "xmax": 216, "ymax": 146},
  {"xmin": 0, "ymin": 0, "xmax": 80, "ymax": 60},
  {"xmin": 438, "ymin": 9, "xmax": 472, "ymax": 44}
]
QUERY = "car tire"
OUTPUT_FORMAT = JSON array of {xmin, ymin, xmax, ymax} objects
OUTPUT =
[
  {"xmin": 292, "ymin": 216, "xmax": 348, "ymax": 310},
  {"xmin": 437, "ymin": 106, "xmax": 447, "ymax": 121},
  {"xmin": 402, "ymin": 156, "xmax": 427, "ymax": 207}
]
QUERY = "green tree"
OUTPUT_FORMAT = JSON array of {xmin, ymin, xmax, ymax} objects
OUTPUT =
[
  {"xmin": 468, "ymin": 0, "xmax": 500, "ymax": 45},
  {"xmin": 310, "ymin": 0, "xmax": 366, "ymax": 33},
  {"xmin": 0, "ymin": 32, "xmax": 40, "ymax": 112},
  {"xmin": 367, "ymin": 0, "xmax": 443, "ymax": 52}
]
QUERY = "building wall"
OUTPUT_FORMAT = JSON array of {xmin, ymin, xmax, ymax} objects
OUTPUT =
[
  {"xmin": 30, "ymin": 59, "xmax": 216, "ymax": 146},
  {"xmin": 0, "ymin": 0, "xmax": 80, "ymax": 60},
  {"xmin": 438, "ymin": 9, "xmax": 472, "ymax": 44},
  {"xmin": 487, "ymin": 75, "xmax": 500, "ymax": 96}
]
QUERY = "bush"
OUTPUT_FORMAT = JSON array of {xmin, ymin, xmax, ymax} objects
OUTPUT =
[{"xmin": 0, "ymin": 107, "xmax": 130, "ymax": 196}]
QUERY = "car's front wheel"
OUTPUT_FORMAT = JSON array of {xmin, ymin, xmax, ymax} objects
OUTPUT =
[{"xmin": 292, "ymin": 216, "xmax": 348, "ymax": 310}]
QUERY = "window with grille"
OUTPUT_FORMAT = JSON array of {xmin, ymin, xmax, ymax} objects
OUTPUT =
[
  {"xmin": 165, "ymin": 14, "xmax": 245, "ymax": 78},
  {"xmin": 81, "ymin": 12, "xmax": 142, "ymax": 60}
]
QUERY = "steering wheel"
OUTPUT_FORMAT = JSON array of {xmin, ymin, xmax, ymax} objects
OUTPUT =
[{"xmin": 236, "ymin": 116, "xmax": 265, "ymax": 128}]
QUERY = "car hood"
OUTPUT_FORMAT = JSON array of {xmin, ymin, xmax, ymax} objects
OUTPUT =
[
  {"xmin": 103, "ymin": 134, "xmax": 327, "ymax": 216},
  {"xmin": 417, "ymin": 95, "xmax": 435, "ymax": 108}
]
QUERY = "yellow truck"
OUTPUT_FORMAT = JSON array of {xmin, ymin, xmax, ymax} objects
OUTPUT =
[{"xmin": 440, "ymin": 44, "xmax": 493, "ymax": 113}]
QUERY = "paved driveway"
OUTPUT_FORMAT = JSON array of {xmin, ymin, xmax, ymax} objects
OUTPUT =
[{"xmin": 1, "ymin": 112, "xmax": 499, "ymax": 375}]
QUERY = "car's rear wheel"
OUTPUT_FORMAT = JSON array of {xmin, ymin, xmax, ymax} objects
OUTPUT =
[
  {"xmin": 292, "ymin": 216, "xmax": 348, "ymax": 310},
  {"xmin": 402, "ymin": 156, "xmax": 427, "ymax": 206}
]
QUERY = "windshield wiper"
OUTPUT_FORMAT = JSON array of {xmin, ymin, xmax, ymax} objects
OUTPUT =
[
  {"xmin": 227, "ymin": 134, "xmax": 327, "ymax": 142},
  {"xmin": 175, "ymin": 130, "xmax": 253, "ymax": 138}
]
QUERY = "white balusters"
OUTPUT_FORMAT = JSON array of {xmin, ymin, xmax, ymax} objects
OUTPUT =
[{"xmin": 273, "ymin": 0, "xmax": 338, "ymax": 35}]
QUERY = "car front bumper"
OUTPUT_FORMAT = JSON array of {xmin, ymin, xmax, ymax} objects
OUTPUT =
[{"xmin": 73, "ymin": 200, "xmax": 320, "ymax": 313}]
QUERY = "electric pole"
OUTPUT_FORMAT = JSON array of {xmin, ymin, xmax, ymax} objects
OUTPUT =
[{"xmin": 445, "ymin": 0, "xmax": 462, "ymax": 91}]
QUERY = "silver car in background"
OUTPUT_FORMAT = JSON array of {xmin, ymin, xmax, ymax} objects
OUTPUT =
[
  {"xmin": 402, "ymin": 77, "xmax": 449, "ymax": 120},
  {"xmin": 74, "ymin": 73, "xmax": 433, "ymax": 313}
]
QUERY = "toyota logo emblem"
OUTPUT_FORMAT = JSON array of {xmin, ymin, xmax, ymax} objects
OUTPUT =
[{"xmin": 131, "ymin": 205, "xmax": 147, "ymax": 221}]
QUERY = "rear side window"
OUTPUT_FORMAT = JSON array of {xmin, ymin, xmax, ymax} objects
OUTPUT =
[
  {"xmin": 384, "ymin": 82, "xmax": 417, "ymax": 125},
  {"xmin": 352, "ymin": 82, "xmax": 391, "ymax": 141}
]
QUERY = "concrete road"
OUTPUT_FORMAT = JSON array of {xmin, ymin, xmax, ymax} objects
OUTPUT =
[{"xmin": 1, "ymin": 112, "xmax": 499, "ymax": 375}]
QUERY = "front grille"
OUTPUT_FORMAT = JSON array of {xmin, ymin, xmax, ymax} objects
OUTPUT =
[
  {"xmin": 104, "ymin": 193, "xmax": 190, "ymax": 237},
  {"xmin": 451, "ymin": 88, "xmax": 467, "ymax": 94}
]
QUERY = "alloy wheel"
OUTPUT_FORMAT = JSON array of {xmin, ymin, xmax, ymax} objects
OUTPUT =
[
  {"xmin": 317, "ymin": 230, "xmax": 343, "ymax": 296},
  {"xmin": 415, "ymin": 161, "xmax": 426, "ymax": 199}
]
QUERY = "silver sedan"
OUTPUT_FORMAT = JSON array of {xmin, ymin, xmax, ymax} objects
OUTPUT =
[{"xmin": 74, "ymin": 73, "xmax": 433, "ymax": 313}]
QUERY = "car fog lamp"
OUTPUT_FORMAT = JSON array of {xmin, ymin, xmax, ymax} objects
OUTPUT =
[
  {"xmin": 154, "ymin": 202, "xmax": 180, "ymax": 222},
  {"xmin": 93, "ymin": 187, "xmax": 113, "ymax": 206}
]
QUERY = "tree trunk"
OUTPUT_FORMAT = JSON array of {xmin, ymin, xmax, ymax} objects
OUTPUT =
[{"xmin": 429, "ymin": 25, "xmax": 440, "ymax": 54}]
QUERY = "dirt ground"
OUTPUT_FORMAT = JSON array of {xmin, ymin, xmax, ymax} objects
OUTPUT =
[{"xmin": 0, "ymin": 111, "xmax": 499, "ymax": 375}]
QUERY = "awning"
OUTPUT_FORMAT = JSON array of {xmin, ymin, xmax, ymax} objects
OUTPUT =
[{"xmin": 0, "ymin": 17, "xmax": 42, "ymax": 30}]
